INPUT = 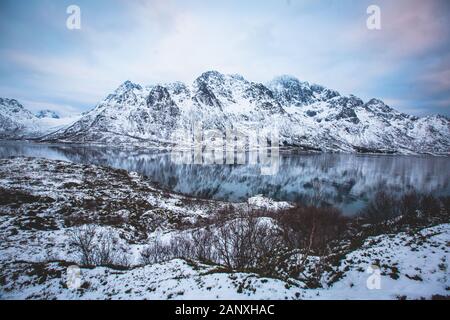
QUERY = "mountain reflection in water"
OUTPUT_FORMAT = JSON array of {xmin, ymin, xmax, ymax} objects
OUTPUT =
[{"xmin": 1, "ymin": 141, "xmax": 449, "ymax": 215}]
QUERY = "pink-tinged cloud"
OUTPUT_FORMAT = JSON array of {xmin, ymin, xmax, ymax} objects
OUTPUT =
[
  {"xmin": 346, "ymin": 0, "xmax": 450, "ymax": 58},
  {"xmin": 420, "ymin": 68, "xmax": 450, "ymax": 93}
]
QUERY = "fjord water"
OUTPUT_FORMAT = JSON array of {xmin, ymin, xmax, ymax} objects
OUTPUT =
[{"xmin": 1, "ymin": 141, "xmax": 449, "ymax": 215}]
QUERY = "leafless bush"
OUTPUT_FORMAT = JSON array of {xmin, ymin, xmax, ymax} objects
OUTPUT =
[
  {"xmin": 140, "ymin": 238, "xmax": 173, "ymax": 265},
  {"xmin": 310, "ymin": 179, "xmax": 324, "ymax": 207},
  {"xmin": 139, "ymin": 228, "xmax": 216, "ymax": 265},
  {"xmin": 68, "ymin": 225, "xmax": 130, "ymax": 267},
  {"xmin": 364, "ymin": 191, "xmax": 401, "ymax": 224},
  {"xmin": 95, "ymin": 231, "xmax": 120, "ymax": 266},
  {"xmin": 68, "ymin": 225, "xmax": 97, "ymax": 266},
  {"xmin": 209, "ymin": 213, "xmax": 284, "ymax": 274},
  {"xmin": 138, "ymin": 192, "xmax": 448, "ymax": 280},
  {"xmin": 440, "ymin": 196, "xmax": 450, "ymax": 215},
  {"xmin": 191, "ymin": 227, "xmax": 216, "ymax": 263},
  {"xmin": 419, "ymin": 194, "xmax": 441, "ymax": 217},
  {"xmin": 362, "ymin": 191, "xmax": 446, "ymax": 226},
  {"xmin": 139, "ymin": 213, "xmax": 284, "ymax": 275},
  {"xmin": 277, "ymin": 206, "xmax": 347, "ymax": 254},
  {"xmin": 399, "ymin": 191, "xmax": 421, "ymax": 217}
]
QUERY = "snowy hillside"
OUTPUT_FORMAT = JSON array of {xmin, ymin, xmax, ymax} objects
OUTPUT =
[
  {"xmin": 0, "ymin": 157, "xmax": 448, "ymax": 300},
  {"xmin": 2, "ymin": 224, "xmax": 448, "ymax": 300},
  {"xmin": 41, "ymin": 71, "xmax": 450, "ymax": 154},
  {"xmin": 0, "ymin": 98, "xmax": 80, "ymax": 139}
]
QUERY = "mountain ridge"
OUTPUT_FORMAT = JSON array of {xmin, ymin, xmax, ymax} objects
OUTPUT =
[{"xmin": 1, "ymin": 71, "xmax": 449, "ymax": 154}]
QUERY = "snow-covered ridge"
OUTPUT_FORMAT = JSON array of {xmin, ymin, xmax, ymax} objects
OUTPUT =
[
  {"xmin": 44, "ymin": 71, "xmax": 450, "ymax": 154},
  {"xmin": 1, "ymin": 71, "xmax": 449, "ymax": 154}
]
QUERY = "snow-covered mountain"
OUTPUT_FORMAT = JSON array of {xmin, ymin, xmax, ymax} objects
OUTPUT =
[
  {"xmin": 5, "ymin": 71, "xmax": 450, "ymax": 154},
  {"xmin": 0, "ymin": 98, "xmax": 79, "ymax": 139},
  {"xmin": 35, "ymin": 109, "xmax": 60, "ymax": 119},
  {"xmin": 0, "ymin": 98, "xmax": 42, "ymax": 138}
]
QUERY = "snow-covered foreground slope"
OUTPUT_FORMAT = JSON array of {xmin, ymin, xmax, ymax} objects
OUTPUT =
[
  {"xmin": 1, "ymin": 224, "xmax": 448, "ymax": 300},
  {"xmin": 0, "ymin": 98, "xmax": 79, "ymax": 139},
  {"xmin": 318, "ymin": 223, "xmax": 449, "ymax": 300},
  {"xmin": 42, "ymin": 71, "xmax": 450, "ymax": 154},
  {"xmin": 0, "ymin": 157, "xmax": 448, "ymax": 300}
]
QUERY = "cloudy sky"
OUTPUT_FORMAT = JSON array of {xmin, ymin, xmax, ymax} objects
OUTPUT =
[{"xmin": 0, "ymin": 0, "xmax": 449, "ymax": 116}]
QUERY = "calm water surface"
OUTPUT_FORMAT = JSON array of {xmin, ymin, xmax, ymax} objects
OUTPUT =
[{"xmin": 1, "ymin": 141, "xmax": 449, "ymax": 215}]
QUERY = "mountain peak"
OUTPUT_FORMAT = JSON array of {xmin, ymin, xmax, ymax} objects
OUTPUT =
[
  {"xmin": 201, "ymin": 70, "xmax": 224, "ymax": 77},
  {"xmin": 365, "ymin": 98, "xmax": 394, "ymax": 113},
  {"xmin": 148, "ymin": 85, "xmax": 172, "ymax": 104},
  {"xmin": 195, "ymin": 70, "xmax": 227, "ymax": 84},
  {"xmin": 268, "ymin": 76, "xmax": 319, "ymax": 107},
  {"xmin": 0, "ymin": 98, "xmax": 24, "ymax": 111},
  {"xmin": 35, "ymin": 109, "xmax": 60, "ymax": 119},
  {"xmin": 367, "ymin": 98, "xmax": 384, "ymax": 105},
  {"xmin": 271, "ymin": 75, "xmax": 302, "ymax": 84},
  {"xmin": 115, "ymin": 80, "xmax": 142, "ymax": 94},
  {"xmin": 229, "ymin": 74, "xmax": 246, "ymax": 81}
]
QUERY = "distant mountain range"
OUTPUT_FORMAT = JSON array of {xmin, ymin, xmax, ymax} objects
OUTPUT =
[
  {"xmin": 1, "ymin": 71, "xmax": 449, "ymax": 154},
  {"xmin": 0, "ymin": 98, "xmax": 78, "ymax": 139}
]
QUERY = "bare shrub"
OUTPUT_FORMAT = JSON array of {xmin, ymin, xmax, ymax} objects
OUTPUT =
[
  {"xmin": 191, "ymin": 227, "xmax": 216, "ymax": 263},
  {"xmin": 99, "ymin": 230, "xmax": 131, "ymax": 268},
  {"xmin": 213, "ymin": 213, "xmax": 283, "ymax": 274},
  {"xmin": 364, "ymin": 191, "xmax": 400, "ymax": 224},
  {"xmin": 95, "ymin": 233, "xmax": 116, "ymax": 265},
  {"xmin": 362, "ymin": 191, "xmax": 446, "ymax": 227},
  {"xmin": 399, "ymin": 193, "xmax": 445, "ymax": 225},
  {"xmin": 139, "ymin": 229, "xmax": 215, "ymax": 265},
  {"xmin": 310, "ymin": 179, "xmax": 324, "ymax": 207},
  {"xmin": 171, "ymin": 233, "xmax": 194, "ymax": 258},
  {"xmin": 139, "ymin": 193, "xmax": 447, "ymax": 279},
  {"xmin": 139, "ymin": 246, "xmax": 154, "ymax": 265},
  {"xmin": 68, "ymin": 225, "xmax": 130, "ymax": 267},
  {"xmin": 440, "ymin": 196, "xmax": 450, "ymax": 215},
  {"xmin": 399, "ymin": 191, "xmax": 421, "ymax": 217},
  {"xmin": 68, "ymin": 225, "xmax": 97, "ymax": 266},
  {"xmin": 249, "ymin": 219, "xmax": 285, "ymax": 274},
  {"xmin": 139, "ymin": 213, "xmax": 284, "ymax": 275},
  {"xmin": 420, "ymin": 194, "xmax": 441, "ymax": 217},
  {"xmin": 277, "ymin": 206, "xmax": 347, "ymax": 254},
  {"xmin": 209, "ymin": 205, "xmax": 237, "ymax": 225},
  {"xmin": 140, "ymin": 238, "xmax": 173, "ymax": 265}
]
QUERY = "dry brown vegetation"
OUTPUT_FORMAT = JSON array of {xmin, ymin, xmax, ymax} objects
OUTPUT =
[{"xmin": 136, "ymin": 192, "xmax": 449, "ymax": 286}]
